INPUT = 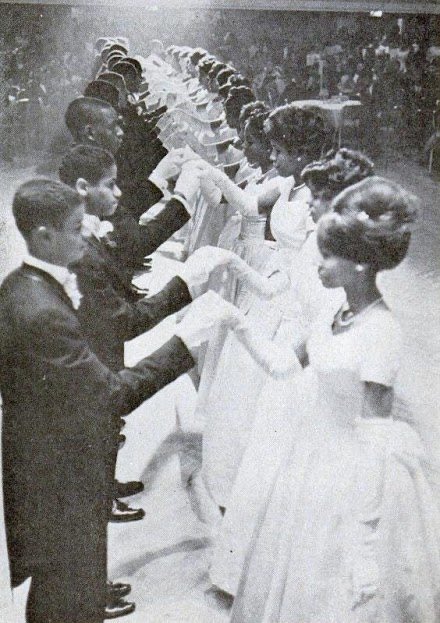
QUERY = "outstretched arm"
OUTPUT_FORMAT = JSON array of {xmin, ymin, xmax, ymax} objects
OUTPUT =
[
  {"xmin": 229, "ymin": 256, "xmax": 290, "ymax": 300},
  {"xmin": 233, "ymin": 321, "xmax": 303, "ymax": 380}
]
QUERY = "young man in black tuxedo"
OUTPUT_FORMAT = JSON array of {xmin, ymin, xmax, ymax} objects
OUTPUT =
[
  {"xmin": 0, "ymin": 179, "xmax": 240, "ymax": 622},
  {"xmin": 59, "ymin": 144, "xmax": 225, "ymax": 525},
  {"xmin": 64, "ymin": 96, "xmax": 189, "ymax": 275}
]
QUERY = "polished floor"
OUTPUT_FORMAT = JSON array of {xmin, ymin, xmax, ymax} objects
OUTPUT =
[{"xmin": 1, "ymin": 151, "xmax": 439, "ymax": 622}]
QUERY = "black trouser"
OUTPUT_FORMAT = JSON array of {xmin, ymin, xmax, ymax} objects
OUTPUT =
[{"xmin": 10, "ymin": 506, "xmax": 108, "ymax": 623}]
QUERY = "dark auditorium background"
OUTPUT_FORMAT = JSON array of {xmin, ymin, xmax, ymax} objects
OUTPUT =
[{"xmin": 0, "ymin": 2, "xmax": 439, "ymax": 163}]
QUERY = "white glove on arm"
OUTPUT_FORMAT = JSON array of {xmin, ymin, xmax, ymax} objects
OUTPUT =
[
  {"xmin": 233, "ymin": 322, "xmax": 302, "ymax": 380},
  {"xmin": 175, "ymin": 291, "xmax": 244, "ymax": 354},
  {"xmin": 228, "ymin": 256, "xmax": 290, "ymax": 300},
  {"xmin": 199, "ymin": 175, "xmax": 222, "ymax": 209},
  {"xmin": 173, "ymin": 160, "xmax": 206, "ymax": 207},
  {"xmin": 179, "ymin": 246, "xmax": 238, "ymax": 293},
  {"xmin": 149, "ymin": 146, "xmax": 198, "ymax": 190},
  {"xmin": 199, "ymin": 162, "xmax": 258, "ymax": 217}
]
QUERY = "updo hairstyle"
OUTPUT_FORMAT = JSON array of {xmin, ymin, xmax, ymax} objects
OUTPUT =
[
  {"xmin": 198, "ymin": 57, "xmax": 216, "ymax": 75},
  {"xmin": 228, "ymin": 74, "xmax": 251, "ymax": 89},
  {"xmin": 208, "ymin": 62, "xmax": 228, "ymax": 83},
  {"xmin": 318, "ymin": 176, "xmax": 419, "ymax": 271},
  {"xmin": 244, "ymin": 109, "xmax": 272, "ymax": 154},
  {"xmin": 217, "ymin": 67, "xmax": 236, "ymax": 87},
  {"xmin": 264, "ymin": 104, "xmax": 329, "ymax": 160},
  {"xmin": 238, "ymin": 100, "xmax": 268, "ymax": 128},
  {"xmin": 189, "ymin": 48, "xmax": 207, "ymax": 67},
  {"xmin": 301, "ymin": 148, "xmax": 374, "ymax": 198},
  {"xmin": 224, "ymin": 86, "xmax": 256, "ymax": 126}
]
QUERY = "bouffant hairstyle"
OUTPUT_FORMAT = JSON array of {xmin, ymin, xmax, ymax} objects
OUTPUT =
[
  {"xmin": 238, "ymin": 100, "xmax": 269, "ymax": 129},
  {"xmin": 208, "ymin": 62, "xmax": 228, "ymax": 82},
  {"xmin": 198, "ymin": 57, "xmax": 216, "ymax": 75},
  {"xmin": 224, "ymin": 86, "xmax": 256, "ymax": 126},
  {"xmin": 245, "ymin": 109, "xmax": 271, "ymax": 147},
  {"xmin": 301, "ymin": 148, "xmax": 374, "ymax": 198},
  {"xmin": 317, "ymin": 176, "xmax": 419, "ymax": 271},
  {"xmin": 264, "ymin": 104, "xmax": 328, "ymax": 159},
  {"xmin": 227, "ymin": 73, "xmax": 251, "ymax": 89},
  {"xmin": 189, "ymin": 48, "xmax": 207, "ymax": 66},
  {"xmin": 13, "ymin": 179, "xmax": 82, "ymax": 237},
  {"xmin": 216, "ymin": 67, "xmax": 235, "ymax": 87}
]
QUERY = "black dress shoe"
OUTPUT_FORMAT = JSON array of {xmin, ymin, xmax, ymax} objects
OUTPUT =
[
  {"xmin": 104, "ymin": 598, "xmax": 135, "ymax": 619},
  {"xmin": 115, "ymin": 480, "xmax": 144, "ymax": 498},
  {"xmin": 107, "ymin": 580, "xmax": 131, "ymax": 600},
  {"xmin": 109, "ymin": 499, "xmax": 145, "ymax": 523}
]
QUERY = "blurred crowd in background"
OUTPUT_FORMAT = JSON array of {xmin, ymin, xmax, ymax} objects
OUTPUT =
[{"xmin": 0, "ymin": 5, "xmax": 439, "ymax": 165}]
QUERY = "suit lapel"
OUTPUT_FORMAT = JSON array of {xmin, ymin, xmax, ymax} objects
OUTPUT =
[
  {"xmin": 87, "ymin": 235, "xmax": 134, "ymax": 297},
  {"xmin": 20, "ymin": 264, "xmax": 74, "ymax": 310}
]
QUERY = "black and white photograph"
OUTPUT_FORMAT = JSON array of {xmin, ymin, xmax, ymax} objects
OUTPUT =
[{"xmin": 0, "ymin": 0, "xmax": 439, "ymax": 621}]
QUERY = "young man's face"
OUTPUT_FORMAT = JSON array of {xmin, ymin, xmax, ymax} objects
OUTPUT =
[
  {"xmin": 50, "ymin": 204, "xmax": 87, "ymax": 266},
  {"xmin": 86, "ymin": 164, "xmax": 121, "ymax": 218},
  {"xmin": 91, "ymin": 108, "xmax": 124, "ymax": 155}
]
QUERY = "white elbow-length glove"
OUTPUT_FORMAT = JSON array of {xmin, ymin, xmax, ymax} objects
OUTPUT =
[
  {"xmin": 199, "ymin": 163, "xmax": 258, "ymax": 217},
  {"xmin": 229, "ymin": 256, "xmax": 290, "ymax": 300}
]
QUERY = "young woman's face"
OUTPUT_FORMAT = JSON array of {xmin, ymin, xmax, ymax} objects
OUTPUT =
[
  {"xmin": 317, "ymin": 244, "xmax": 359, "ymax": 289},
  {"xmin": 243, "ymin": 126, "xmax": 270, "ymax": 168},
  {"xmin": 269, "ymin": 140, "xmax": 308, "ymax": 179},
  {"xmin": 307, "ymin": 182, "xmax": 333, "ymax": 224}
]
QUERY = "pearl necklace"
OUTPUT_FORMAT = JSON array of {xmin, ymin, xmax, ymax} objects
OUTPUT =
[{"xmin": 333, "ymin": 297, "xmax": 384, "ymax": 329}]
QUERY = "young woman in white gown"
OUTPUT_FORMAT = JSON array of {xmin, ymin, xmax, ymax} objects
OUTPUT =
[
  {"xmin": 229, "ymin": 177, "xmax": 440, "ymax": 623},
  {"xmin": 209, "ymin": 148, "xmax": 375, "ymax": 599},
  {"xmin": 193, "ymin": 107, "xmax": 328, "ymax": 520}
]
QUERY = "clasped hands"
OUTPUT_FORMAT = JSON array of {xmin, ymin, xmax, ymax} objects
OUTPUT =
[
  {"xmin": 151, "ymin": 149, "xmax": 238, "ymax": 208},
  {"xmin": 178, "ymin": 245, "xmax": 249, "ymax": 291},
  {"xmin": 175, "ymin": 290, "xmax": 246, "ymax": 355}
]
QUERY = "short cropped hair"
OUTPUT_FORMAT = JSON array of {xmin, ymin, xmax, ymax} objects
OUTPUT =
[
  {"xmin": 317, "ymin": 176, "xmax": 419, "ymax": 271},
  {"xmin": 12, "ymin": 179, "xmax": 82, "ymax": 237},
  {"xmin": 59, "ymin": 145, "xmax": 115, "ymax": 187},
  {"xmin": 264, "ymin": 104, "xmax": 328, "ymax": 159},
  {"xmin": 65, "ymin": 97, "xmax": 114, "ymax": 141}
]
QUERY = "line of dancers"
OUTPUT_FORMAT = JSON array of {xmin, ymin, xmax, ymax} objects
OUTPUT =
[{"xmin": 0, "ymin": 36, "xmax": 439, "ymax": 623}]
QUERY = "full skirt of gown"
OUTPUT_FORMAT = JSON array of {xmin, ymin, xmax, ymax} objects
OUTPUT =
[{"xmin": 230, "ymin": 407, "xmax": 440, "ymax": 623}]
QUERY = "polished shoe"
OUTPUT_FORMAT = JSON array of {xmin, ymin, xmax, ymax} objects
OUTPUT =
[
  {"xmin": 109, "ymin": 499, "xmax": 145, "ymax": 523},
  {"xmin": 104, "ymin": 598, "xmax": 135, "ymax": 619},
  {"xmin": 115, "ymin": 479, "xmax": 144, "ymax": 498},
  {"xmin": 107, "ymin": 580, "xmax": 131, "ymax": 600}
]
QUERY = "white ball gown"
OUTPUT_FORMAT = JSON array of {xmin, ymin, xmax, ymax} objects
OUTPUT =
[
  {"xmin": 196, "ymin": 178, "xmax": 312, "ymax": 509},
  {"xmin": 209, "ymin": 230, "xmax": 345, "ymax": 596},
  {"xmin": 230, "ymin": 304, "xmax": 440, "ymax": 623}
]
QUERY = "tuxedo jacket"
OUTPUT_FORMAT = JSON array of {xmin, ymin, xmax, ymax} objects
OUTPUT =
[
  {"xmin": 0, "ymin": 264, "xmax": 193, "ymax": 577},
  {"xmin": 71, "ymin": 234, "xmax": 192, "ymax": 371},
  {"xmin": 108, "ymin": 195, "xmax": 190, "ymax": 275}
]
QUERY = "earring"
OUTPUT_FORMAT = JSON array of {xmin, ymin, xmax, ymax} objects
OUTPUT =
[{"xmin": 355, "ymin": 264, "xmax": 365, "ymax": 272}]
